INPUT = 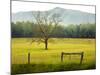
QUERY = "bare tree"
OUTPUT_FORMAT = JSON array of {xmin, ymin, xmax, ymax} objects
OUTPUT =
[{"xmin": 32, "ymin": 11, "xmax": 62, "ymax": 50}]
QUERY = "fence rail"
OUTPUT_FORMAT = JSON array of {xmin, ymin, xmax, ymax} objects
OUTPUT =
[{"xmin": 61, "ymin": 52, "xmax": 84, "ymax": 65}]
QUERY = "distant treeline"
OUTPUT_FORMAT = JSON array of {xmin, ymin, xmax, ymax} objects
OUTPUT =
[{"xmin": 11, "ymin": 21, "xmax": 96, "ymax": 38}]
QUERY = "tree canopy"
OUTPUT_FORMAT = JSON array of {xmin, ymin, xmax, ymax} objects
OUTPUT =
[{"xmin": 11, "ymin": 22, "xmax": 95, "ymax": 38}]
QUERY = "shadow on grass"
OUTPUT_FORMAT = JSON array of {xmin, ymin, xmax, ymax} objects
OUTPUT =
[{"xmin": 11, "ymin": 63, "xmax": 96, "ymax": 75}]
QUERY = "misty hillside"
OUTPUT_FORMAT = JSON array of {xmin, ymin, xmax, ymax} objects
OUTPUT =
[{"xmin": 12, "ymin": 7, "xmax": 95, "ymax": 25}]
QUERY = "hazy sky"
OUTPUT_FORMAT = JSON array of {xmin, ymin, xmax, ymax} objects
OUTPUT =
[{"xmin": 12, "ymin": 0, "xmax": 95, "ymax": 13}]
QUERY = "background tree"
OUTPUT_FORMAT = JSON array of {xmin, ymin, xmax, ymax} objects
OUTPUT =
[{"xmin": 11, "ymin": 22, "xmax": 96, "ymax": 38}]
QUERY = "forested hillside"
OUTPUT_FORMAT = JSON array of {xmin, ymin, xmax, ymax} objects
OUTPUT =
[{"xmin": 11, "ymin": 22, "xmax": 95, "ymax": 38}]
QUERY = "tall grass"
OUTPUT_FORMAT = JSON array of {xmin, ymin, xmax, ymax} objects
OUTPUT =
[{"xmin": 11, "ymin": 62, "xmax": 96, "ymax": 74}]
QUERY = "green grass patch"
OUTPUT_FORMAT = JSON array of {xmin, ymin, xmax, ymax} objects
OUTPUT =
[{"xmin": 11, "ymin": 62, "xmax": 96, "ymax": 74}]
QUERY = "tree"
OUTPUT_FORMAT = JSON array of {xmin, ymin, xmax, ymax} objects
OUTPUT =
[{"xmin": 32, "ymin": 11, "xmax": 62, "ymax": 50}]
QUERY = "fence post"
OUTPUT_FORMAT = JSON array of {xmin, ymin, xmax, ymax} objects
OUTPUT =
[
  {"xmin": 28, "ymin": 52, "xmax": 30, "ymax": 64},
  {"xmin": 61, "ymin": 52, "xmax": 63, "ymax": 62},
  {"xmin": 80, "ymin": 52, "xmax": 84, "ymax": 65},
  {"xmin": 69, "ymin": 54, "xmax": 71, "ymax": 60}
]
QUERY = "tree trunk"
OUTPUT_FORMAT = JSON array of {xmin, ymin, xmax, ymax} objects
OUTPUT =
[{"xmin": 45, "ymin": 38, "xmax": 48, "ymax": 50}]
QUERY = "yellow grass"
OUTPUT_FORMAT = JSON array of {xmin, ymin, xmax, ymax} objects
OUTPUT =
[{"xmin": 11, "ymin": 38, "xmax": 96, "ymax": 65}]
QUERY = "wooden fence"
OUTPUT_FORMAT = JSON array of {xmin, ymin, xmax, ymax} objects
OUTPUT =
[
  {"xmin": 27, "ymin": 51, "xmax": 84, "ymax": 65},
  {"xmin": 61, "ymin": 52, "xmax": 84, "ymax": 65}
]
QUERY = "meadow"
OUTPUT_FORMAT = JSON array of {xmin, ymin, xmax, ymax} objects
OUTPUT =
[{"xmin": 11, "ymin": 38, "xmax": 96, "ymax": 74}]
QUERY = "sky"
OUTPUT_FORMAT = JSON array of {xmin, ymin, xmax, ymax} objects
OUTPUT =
[{"xmin": 12, "ymin": 0, "xmax": 95, "ymax": 13}]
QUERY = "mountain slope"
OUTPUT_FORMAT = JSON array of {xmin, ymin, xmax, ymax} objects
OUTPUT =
[{"xmin": 12, "ymin": 7, "xmax": 95, "ymax": 25}]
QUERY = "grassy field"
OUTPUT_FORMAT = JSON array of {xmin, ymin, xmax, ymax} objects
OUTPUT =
[{"xmin": 11, "ymin": 38, "xmax": 96, "ymax": 74}]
